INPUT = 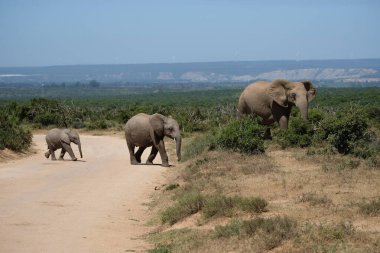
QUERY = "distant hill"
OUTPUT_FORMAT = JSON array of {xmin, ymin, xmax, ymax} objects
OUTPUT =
[{"xmin": 1, "ymin": 59, "xmax": 379, "ymax": 86}]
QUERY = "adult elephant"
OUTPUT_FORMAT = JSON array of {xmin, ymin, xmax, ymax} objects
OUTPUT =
[
  {"xmin": 45, "ymin": 128, "xmax": 83, "ymax": 161},
  {"xmin": 125, "ymin": 113, "xmax": 181, "ymax": 167},
  {"xmin": 238, "ymin": 79, "xmax": 316, "ymax": 129}
]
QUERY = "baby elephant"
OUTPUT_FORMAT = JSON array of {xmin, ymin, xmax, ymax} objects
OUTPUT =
[
  {"xmin": 45, "ymin": 128, "xmax": 83, "ymax": 161},
  {"xmin": 125, "ymin": 113, "xmax": 181, "ymax": 167}
]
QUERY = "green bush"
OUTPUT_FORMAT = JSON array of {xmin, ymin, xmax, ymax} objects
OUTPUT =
[
  {"xmin": 317, "ymin": 105, "xmax": 374, "ymax": 157},
  {"xmin": 238, "ymin": 196, "xmax": 268, "ymax": 213},
  {"xmin": 21, "ymin": 98, "xmax": 67, "ymax": 127},
  {"xmin": 85, "ymin": 119, "xmax": 108, "ymax": 130},
  {"xmin": 0, "ymin": 112, "xmax": 32, "ymax": 151},
  {"xmin": 275, "ymin": 117, "xmax": 315, "ymax": 148},
  {"xmin": 214, "ymin": 117, "xmax": 265, "ymax": 154}
]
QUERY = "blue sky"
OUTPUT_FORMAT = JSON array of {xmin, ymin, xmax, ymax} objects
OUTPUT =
[{"xmin": 0, "ymin": 0, "xmax": 379, "ymax": 67}]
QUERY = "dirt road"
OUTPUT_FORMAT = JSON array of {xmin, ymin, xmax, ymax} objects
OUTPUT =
[{"xmin": 0, "ymin": 134, "xmax": 167, "ymax": 253}]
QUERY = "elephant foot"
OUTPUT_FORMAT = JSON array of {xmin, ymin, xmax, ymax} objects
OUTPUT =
[
  {"xmin": 59, "ymin": 157, "xmax": 64, "ymax": 160},
  {"xmin": 146, "ymin": 160, "xmax": 153, "ymax": 165},
  {"xmin": 161, "ymin": 163, "xmax": 170, "ymax": 167},
  {"xmin": 72, "ymin": 157, "xmax": 78, "ymax": 161},
  {"xmin": 44, "ymin": 152, "xmax": 50, "ymax": 159},
  {"xmin": 51, "ymin": 157, "xmax": 57, "ymax": 161},
  {"xmin": 130, "ymin": 160, "xmax": 140, "ymax": 165}
]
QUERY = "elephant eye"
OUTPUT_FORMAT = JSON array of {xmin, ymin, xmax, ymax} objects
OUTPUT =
[{"xmin": 290, "ymin": 93, "xmax": 296, "ymax": 99}]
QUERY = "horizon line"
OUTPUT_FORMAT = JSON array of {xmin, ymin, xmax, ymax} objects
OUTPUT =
[{"xmin": 1, "ymin": 57, "xmax": 380, "ymax": 69}]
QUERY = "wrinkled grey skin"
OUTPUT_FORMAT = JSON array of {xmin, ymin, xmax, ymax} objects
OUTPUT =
[
  {"xmin": 125, "ymin": 113, "xmax": 181, "ymax": 167},
  {"xmin": 45, "ymin": 128, "xmax": 83, "ymax": 161}
]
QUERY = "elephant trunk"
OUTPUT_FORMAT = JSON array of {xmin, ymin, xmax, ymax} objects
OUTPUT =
[
  {"xmin": 78, "ymin": 141, "xmax": 83, "ymax": 158},
  {"xmin": 175, "ymin": 135, "xmax": 181, "ymax": 162},
  {"xmin": 297, "ymin": 99, "xmax": 309, "ymax": 120}
]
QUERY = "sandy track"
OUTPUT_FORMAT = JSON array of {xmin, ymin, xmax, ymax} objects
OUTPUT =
[{"xmin": 0, "ymin": 134, "xmax": 166, "ymax": 253}]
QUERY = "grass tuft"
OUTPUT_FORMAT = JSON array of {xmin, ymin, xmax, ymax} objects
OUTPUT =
[
  {"xmin": 359, "ymin": 198, "xmax": 380, "ymax": 216},
  {"xmin": 161, "ymin": 190, "xmax": 204, "ymax": 225},
  {"xmin": 215, "ymin": 216, "xmax": 297, "ymax": 250},
  {"xmin": 182, "ymin": 134, "xmax": 215, "ymax": 161},
  {"xmin": 161, "ymin": 192, "xmax": 267, "ymax": 224},
  {"xmin": 148, "ymin": 244, "xmax": 172, "ymax": 253},
  {"xmin": 298, "ymin": 192, "xmax": 332, "ymax": 206}
]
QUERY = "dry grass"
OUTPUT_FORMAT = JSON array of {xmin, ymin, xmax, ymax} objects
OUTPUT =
[{"xmin": 148, "ymin": 135, "xmax": 380, "ymax": 252}]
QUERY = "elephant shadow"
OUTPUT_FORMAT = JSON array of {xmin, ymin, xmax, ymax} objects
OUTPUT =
[
  {"xmin": 62, "ymin": 159, "xmax": 86, "ymax": 163},
  {"xmin": 138, "ymin": 163, "xmax": 175, "ymax": 167}
]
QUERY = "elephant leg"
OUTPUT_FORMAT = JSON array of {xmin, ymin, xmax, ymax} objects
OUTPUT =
[
  {"xmin": 157, "ymin": 140, "xmax": 169, "ymax": 167},
  {"xmin": 146, "ymin": 146, "xmax": 158, "ymax": 165},
  {"xmin": 45, "ymin": 150, "xmax": 51, "ymax": 159},
  {"xmin": 49, "ymin": 147, "xmax": 57, "ymax": 161},
  {"xmin": 263, "ymin": 128, "xmax": 272, "ymax": 140},
  {"xmin": 135, "ymin": 147, "xmax": 146, "ymax": 163},
  {"xmin": 261, "ymin": 116, "xmax": 275, "ymax": 125},
  {"xmin": 127, "ymin": 142, "xmax": 139, "ymax": 165},
  {"xmin": 59, "ymin": 148, "xmax": 66, "ymax": 160},
  {"xmin": 278, "ymin": 115, "xmax": 289, "ymax": 129},
  {"xmin": 61, "ymin": 143, "xmax": 77, "ymax": 161}
]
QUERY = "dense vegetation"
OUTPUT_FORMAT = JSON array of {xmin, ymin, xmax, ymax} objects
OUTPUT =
[
  {"xmin": 0, "ymin": 104, "xmax": 32, "ymax": 151},
  {"xmin": 0, "ymin": 86, "xmax": 379, "ymax": 155}
]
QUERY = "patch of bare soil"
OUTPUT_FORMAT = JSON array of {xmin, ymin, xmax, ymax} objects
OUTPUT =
[{"xmin": 0, "ymin": 133, "xmax": 172, "ymax": 252}]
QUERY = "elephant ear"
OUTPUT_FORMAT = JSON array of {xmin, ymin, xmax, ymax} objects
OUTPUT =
[
  {"xmin": 60, "ymin": 130, "xmax": 70, "ymax": 144},
  {"xmin": 268, "ymin": 79, "xmax": 289, "ymax": 107},
  {"xmin": 302, "ymin": 80, "xmax": 317, "ymax": 102},
  {"xmin": 149, "ymin": 114, "xmax": 165, "ymax": 137}
]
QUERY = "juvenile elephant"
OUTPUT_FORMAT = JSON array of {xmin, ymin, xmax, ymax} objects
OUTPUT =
[
  {"xmin": 125, "ymin": 113, "xmax": 181, "ymax": 167},
  {"xmin": 45, "ymin": 128, "xmax": 83, "ymax": 161},
  {"xmin": 238, "ymin": 79, "xmax": 316, "ymax": 130}
]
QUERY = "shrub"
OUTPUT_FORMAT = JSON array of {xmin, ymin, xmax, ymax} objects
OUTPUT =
[
  {"xmin": 275, "ymin": 117, "xmax": 315, "ymax": 148},
  {"xmin": 21, "ymin": 98, "xmax": 68, "ymax": 127},
  {"xmin": 238, "ymin": 196, "xmax": 268, "ymax": 213},
  {"xmin": 0, "ymin": 112, "xmax": 32, "ymax": 152},
  {"xmin": 85, "ymin": 119, "xmax": 108, "ymax": 130},
  {"xmin": 214, "ymin": 117, "xmax": 265, "ymax": 154},
  {"xmin": 317, "ymin": 105, "xmax": 373, "ymax": 157}
]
